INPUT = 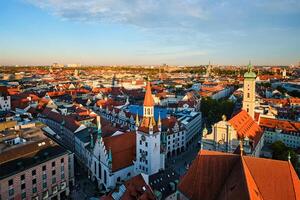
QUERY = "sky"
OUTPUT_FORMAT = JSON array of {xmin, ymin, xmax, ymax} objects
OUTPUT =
[{"xmin": 0, "ymin": 0, "xmax": 300, "ymax": 66}]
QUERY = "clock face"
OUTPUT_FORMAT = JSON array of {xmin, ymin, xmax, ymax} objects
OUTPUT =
[{"xmin": 141, "ymin": 135, "xmax": 146, "ymax": 141}]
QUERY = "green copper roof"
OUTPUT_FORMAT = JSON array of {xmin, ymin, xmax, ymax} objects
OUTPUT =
[{"xmin": 244, "ymin": 61, "xmax": 256, "ymax": 78}]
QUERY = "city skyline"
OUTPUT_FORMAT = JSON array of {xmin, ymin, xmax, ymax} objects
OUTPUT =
[{"xmin": 1, "ymin": 0, "xmax": 300, "ymax": 66}]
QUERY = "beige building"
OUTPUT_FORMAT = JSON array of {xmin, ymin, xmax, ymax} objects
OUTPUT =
[
  {"xmin": 202, "ymin": 63, "xmax": 263, "ymax": 155},
  {"xmin": 242, "ymin": 62, "xmax": 257, "ymax": 119},
  {"xmin": 202, "ymin": 111, "xmax": 263, "ymax": 156}
]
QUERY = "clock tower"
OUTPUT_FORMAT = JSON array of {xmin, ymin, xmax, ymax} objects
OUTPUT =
[
  {"xmin": 135, "ymin": 80, "xmax": 163, "ymax": 175},
  {"xmin": 243, "ymin": 61, "xmax": 256, "ymax": 119}
]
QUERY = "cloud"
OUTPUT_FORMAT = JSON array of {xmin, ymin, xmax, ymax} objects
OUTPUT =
[{"xmin": 26, "ymin": 0, "xmax": 210, "ymax": 27}]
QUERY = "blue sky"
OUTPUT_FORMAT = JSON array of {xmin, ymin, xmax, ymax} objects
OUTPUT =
[{"xmin": 0, "ymin": 0, "xmax": 300, "ymax": 66}]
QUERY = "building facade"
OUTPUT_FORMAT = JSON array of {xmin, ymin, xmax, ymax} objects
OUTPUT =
[{"xmin": 242, "ymin": 62, "xmax": 256, "ymax": 119}]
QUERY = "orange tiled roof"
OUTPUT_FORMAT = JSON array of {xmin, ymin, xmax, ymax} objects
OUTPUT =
[
  {"xmin": 178, "ymin": 150, "xmax": 300, "ymax": 200},
  {"xmin": 103, "ymin": 133, "xmax": 136, "ymax": 172},
  {"xmin": 101, "ymin": 174, "xmax": 155, "ymax": 200},
  {"xmin": 143, "ymin": 81, "xmax": 154, "ymax": 107},
  {"xmin": 228, "ymin": 110, "xmax": 262, "ymax": 141},
  {"xmin": 259, "ymin": 117, "xmax": 300, "ymax": 132}
]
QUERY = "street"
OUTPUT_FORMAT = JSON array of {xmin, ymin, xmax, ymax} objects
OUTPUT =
[{"xmin": 166, "ymin": 133, "xmax": 202, "ymax": 176}]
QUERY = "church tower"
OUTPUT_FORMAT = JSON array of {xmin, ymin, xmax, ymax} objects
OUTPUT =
[
  {"xmin": 135, "ymin": 80, "xmax": 163, "ymax": 175},
  {"xmin": 243, "ymin": 62, "xmax": 256, "ymax": 119}
]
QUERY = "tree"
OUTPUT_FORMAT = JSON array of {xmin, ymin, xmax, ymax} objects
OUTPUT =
[
  {"xmin": 270, "ymin": 141, "xmax": 298, "ymax": 169},
  {"xmin": 201, "ymin": 97, "xmax": 234, "ymax": 125}
]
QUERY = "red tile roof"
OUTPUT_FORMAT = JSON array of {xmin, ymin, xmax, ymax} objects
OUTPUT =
[
  {"xmin": 103, "ymin": 133, "xmax": 136, "ymax": 172},
  {"xmin": 259, "ymin": 117, "xmax": 300, "ymax": 132},
  {"xmin": 143, "ymin": 81, "xmax": 155, "ymax": 107},
  {"xmin": 228, "ymin": 110, "xmax": 263, "ymax": 142},
  {"xmin": 178, "ymin": 150, "xmax": 300, "ymax": 200}
]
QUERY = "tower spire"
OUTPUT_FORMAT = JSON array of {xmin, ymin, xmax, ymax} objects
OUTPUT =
[
  {"xmin": 143, "ymin": 80, "xmax": 154, "ymax": 107},
  {"xmin": 248, "ymin": 60, "xmax": 253, "ymax": 72},
  {"xmin": 239, "ymin": 138, "xmax": 244, "ymax": 156},
  {"xmin": 135, "ymin": 113, "xmax": 140, "ymax": 127},
  {"xmin": 97, "ymin": 115, "xmax": 102, "ymax": 142}
]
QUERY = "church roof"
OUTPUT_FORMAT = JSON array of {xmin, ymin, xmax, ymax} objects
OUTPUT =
[
  {"xmin": 178, "ymin": 150, "xmax": 300, "ymax": 200},
  {"xmin": 244, "ymin": 63, "xmax": 256, "ymax": 78},
  {"xmin": 228, "ymin": 110, "xmax": 262, "ymax": 142},
  {"xmin": 143, "ymin": 81, "xmax": 155, "ymax": 107},
  {"xmin": 103, "ymin": 132, "xmax": 136, "ymax": 172}
]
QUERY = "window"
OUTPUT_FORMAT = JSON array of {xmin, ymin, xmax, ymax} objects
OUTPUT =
[
  {"xmin": 52, "ymin": 170, "xmax": 56, "ymax": 176},
  {"xmin": 43, "ymin": 182, "xmax": 47, "ymax": 189},
  {"xmin": 52, "ymin": 161, "xmax": 55, "ymax": 167},
  {"xmin": 104, "ymin": 170, "xmax": 107, "ymax": 184},
  {"xmin": 21, "ymin": 192, "xmax": 26, "ymax": 199},
  {"xmin": 32, "ymin": 187, "xmax": 37, "ymax": 193},
  {"xmin": 32, "ymin": 179, "xmax": 36, "ymax": 185},
  {"xmin": 117, "ymin": 177, "xmax": 121, "ymax": 182},
  {"xmin": 61, "ymin": 158, "xmax": 64, "ymax": 163},
  {"xmin": 61, "ymin": 173, "xmax": 65, "ymax": 179},
  {"xmin": 43, "ymin": 174, "xmax": 47, "ymax": 180},
  {"xmin": 127, "ymin": 172, "xmax": 131, "ymax": 177},
  {"xmin": 32, "ymin": 170, "xmax": 36, "ymax": 176},
  {"xmin": 42, "ymin": 165, "xmax": 46, "ymax": 171},
  {"xmin": 247, "ymin": 93, "xmax": 250, "ymax": 98},
  {"xmin": 145, "ymin": 142, "xmax": 148, "ymax": 147},
  {"xmin": 21, "ymin": 183, "xmax": 26, "ymax": 190},
  {"xmin": 9, "ymin": 188, "xmax": 14, "ymax": 196},
  {"xmin": 52, "ymin": 177, "xmax": 56, "ymax": 184},
  {"xmin": 8, "ymin": 179, "xmax": 13, "ymax": 186},
  {"xmin": 140, "ymin": 140, "xmax": 142, "ymax": 145},
  {"xmin": 61, "ymin": 165, "xmax": 64, "ymax": 172},
  {"xmin": 98, "ymin": 164, "xmax": 102, "ymax": 179},
  {"xmin": 21, "ymin": 174, "xmax": 25, "ymax": 180}
]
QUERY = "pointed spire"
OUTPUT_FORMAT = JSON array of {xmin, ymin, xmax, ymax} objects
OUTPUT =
[
  {"xmin": 149, "ymin": 117, "xmax": 153, "ymax": 128},
  {"xmin": 158, "ymin": 112, "xmax": 161, "ymax": 126},
  {"xmin": 248, "ymin": 60, "xmax": 253, "ymax": 72},
  {"xmin": 135, "ymin": 113, "xmax": 140, "ymax": 127},
  {"xmin": 143, "ymin": 80, "xmax": 155, "ymax": 107},
  {"xmin": 158, "ymin": 112, "xmax": 162, "ymax": 131},
  {"xmin": 97, "ymin": 116, "xmax": 102, "ymax": 142},
  {"xmin": 239, "ymin": 138, "xmax": 244, "ymax": 156}
]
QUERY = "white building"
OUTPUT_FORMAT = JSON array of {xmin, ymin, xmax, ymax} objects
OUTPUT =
[
  {"xmin": 89, "ymin": 81, "xmax": 165, "ymax": 191},
  {"xmin": 0, "ymin": 96, "xmax": 11, "ymax": 111}
]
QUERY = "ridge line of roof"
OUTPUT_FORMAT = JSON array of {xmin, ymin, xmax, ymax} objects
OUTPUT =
[
  {"xmin": 215, "ymin": 155, "xmax": 242, "ymax": 200},
  {"xmin": 287, "ymin": 162, "xmax": 297, "ymax": 200},
  {"xmin": 241, "ymin": 157, "xmax": 264, "ymax": 200}
]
